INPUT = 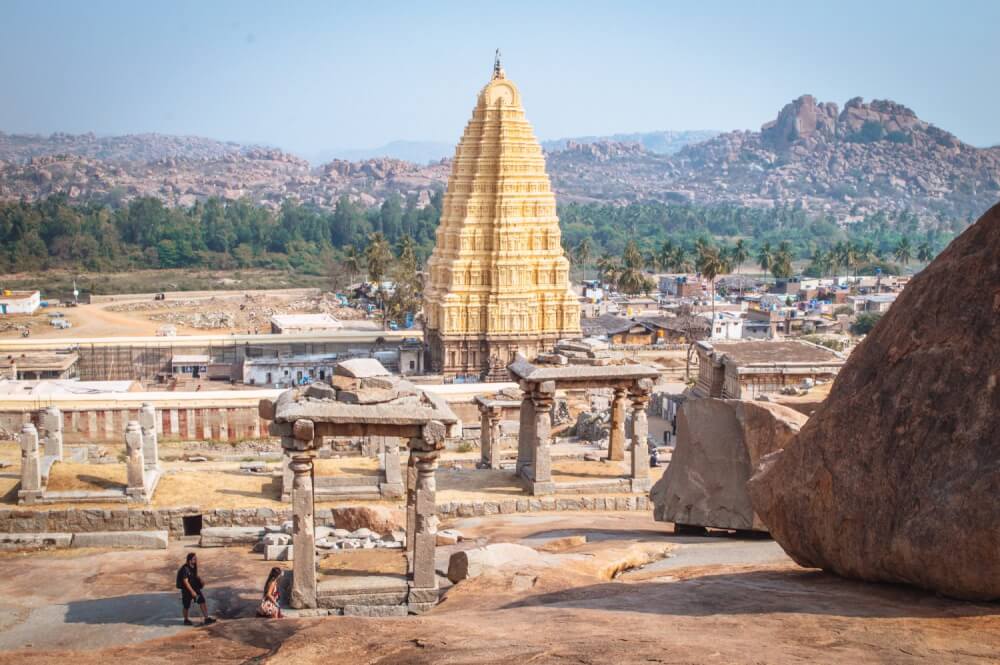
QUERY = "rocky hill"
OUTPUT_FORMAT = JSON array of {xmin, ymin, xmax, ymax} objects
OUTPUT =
[
  {"xmin": 1, "ymin": 96, "xmax": 998, "ymax": 219},
  {"xmin": 541, "ymin": 130, "xmax": 719, "ymax": 154}
]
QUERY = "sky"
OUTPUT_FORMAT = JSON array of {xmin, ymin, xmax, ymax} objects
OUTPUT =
[{"xmin": 1, "ymin": 0, "xmax": 998, "ymax": 157}]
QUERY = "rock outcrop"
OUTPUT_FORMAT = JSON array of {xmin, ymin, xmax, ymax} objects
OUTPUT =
[
  {"xmin": 3, "ymin": 94, "xmax": 999, "ymax": 218},
  {"xmin": 748, "ymin": 203, "xmax": 1000, "ymax": 600},
  {"xmin": 651, "ymin": 398, "xmax": 807, "ymax": 531}
]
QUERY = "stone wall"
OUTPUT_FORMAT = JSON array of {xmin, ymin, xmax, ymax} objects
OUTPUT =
[
  {"xmin": 0, "ymin": 405, "xmax": 266, "ymax": 444},
  {"xmin": 0, "ymin": 494, "xmax": 652, "ymax": 536}
]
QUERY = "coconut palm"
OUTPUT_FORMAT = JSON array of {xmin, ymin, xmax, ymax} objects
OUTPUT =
[
  {"xmin": 617, "ymin": 239, "xmax": 650, "ymax": 295},
  {"xmin": 343, "ymin": 245, "xmax": 363, "ymax": 286},
  {"xmin": 894, "ymin": 236, "xmax": 913, "ymax": 266},
  {"xmin": 770, "ymin": 241, "xmax": 794, "ymax": 279},
  {"xmin": 757, "ymin": 241, "xmax": 773, "ymax": 276},
  {"xmin": 573, "ymin": 237, "xmax": 593, "ymax": 282},
  {"xmin": 696, "ymin": 242, "xmax": 727, "ymax": 323},
  {"xmin": 917, "ymin": 240, "xmax": 934, "ymax": 263}
]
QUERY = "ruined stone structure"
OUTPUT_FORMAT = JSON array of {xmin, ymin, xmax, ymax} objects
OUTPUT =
[
  {"xmin": 508, "ymin": 356, "xmax": 658, "ymax": 495},
  {"xmin": 475, "ymin": 391, "xmax": 522, "ymax": 469},
  {"xmin": 423, "ymin": 56, "xmax": 581, "ymax": 380},
  {"xmin": 18, "ymin": 405, "xmax": 160, "ymax": 505},
  {"xmin": 259, "ymin": 358, "xmax": 458, "ymax": 613}
]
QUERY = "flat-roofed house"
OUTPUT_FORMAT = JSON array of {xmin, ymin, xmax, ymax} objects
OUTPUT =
[
  {"xmin": 0, "ymin": 352, "xmax": 79, "ymax": 380},
  {"xmin": 693, "ymin": 340, "xmax": 845, "ymax": 399},
  {"xmin": 270, "ymin": 313, "xmax": 343, "ymax": 334},
  {"xmin": 0, "ymin": 291, "xmax": 41, "ymax": 315}
]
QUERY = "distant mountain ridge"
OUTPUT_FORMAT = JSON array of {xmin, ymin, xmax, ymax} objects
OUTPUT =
[
  {"xmin": 310, "ymin": 140, "xmax": 455, "ymax": 165},
  {"xmin": 541, "ymin": 130, "xmax": 719, "ymax": 154},
  {"xmin": 1, "ymin": 96, "xmax": 997, "ymax": 220}
]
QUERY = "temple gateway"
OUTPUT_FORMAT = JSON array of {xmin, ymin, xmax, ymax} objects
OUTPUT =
[{"xmin": 423, "ymin": 55, "xmax": 581, "ymax": 380}]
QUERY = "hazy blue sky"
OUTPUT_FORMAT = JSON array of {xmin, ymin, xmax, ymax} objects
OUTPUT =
[{"xmin": 2, "ymin": 0, "xmax": 998, "ymax": 155}]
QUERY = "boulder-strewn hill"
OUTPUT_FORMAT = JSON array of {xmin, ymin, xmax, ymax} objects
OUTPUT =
[
  {"xmin": 541, "ymin": 130, "xmax": 719, "ymax": 154},
  {"xmin": 2, "ymin": 96, "xmax": 998, "ymax": 219}
]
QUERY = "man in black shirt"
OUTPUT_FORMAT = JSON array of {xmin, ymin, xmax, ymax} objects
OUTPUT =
[{"xmin": 176, "ymin": 552, "xmax": 216, "ymax": 626}]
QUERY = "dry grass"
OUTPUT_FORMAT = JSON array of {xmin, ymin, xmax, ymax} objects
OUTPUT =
[
  {"xmin": 45, "ymin": 463, "xmax": 126, "ymax": 492},
  {"xmin": 317, "ymin": 549, "xmax": 407, "ymax": 577}
]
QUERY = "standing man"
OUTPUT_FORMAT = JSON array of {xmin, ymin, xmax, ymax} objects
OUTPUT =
[{"xmin": 176, "ymin": 552, "xmax": 217, "ymax": 626}]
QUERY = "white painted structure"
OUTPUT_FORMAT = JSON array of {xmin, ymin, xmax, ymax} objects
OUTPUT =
[{"xmin": 0, "ymin": 291, "xmax": 41, "ymax": 315}]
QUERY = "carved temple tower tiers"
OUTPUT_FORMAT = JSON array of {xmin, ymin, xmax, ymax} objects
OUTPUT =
[{"xmin": 423, "ymin": 56, "xmax": 582, "ymax": 379}]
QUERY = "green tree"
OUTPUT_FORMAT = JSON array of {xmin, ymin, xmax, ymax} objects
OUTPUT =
[
  {"xmin": 851, "ymin": 312, "xmax": 883, "ymax": 335},
  {"xmin": 696, "ymin": 242, "xmax": 727, "ymax": 322},
  {"xmin": 916, "ymin": 240, "xmax": 933, "ymax": 263},
  {"xmin": 756, "ymin": 241, "xmax": 773, "ymax": 276},
  {"xmin": 616, "ymin": 239, "xmax": 651, "ymax": 295},
  {"xmin": 894, "ymin": 236, "xmax": 913, "ymax": 266},
  {"xmin": 573, "ymin": 237, "xmax": 593, "ymax": 282}
]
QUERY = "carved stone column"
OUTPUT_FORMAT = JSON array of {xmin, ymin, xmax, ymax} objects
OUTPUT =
[
  {"xmin": 405, "ymin": 451, "xmax": 417, "ymax": 573},
  {"xmin": 629, "ymin": 379, "xmax": 654, "ymax": 492},
  {"xmin": 289, "ymin": 452, "xmax": 317, "ymax": 609},
  {"xmin": 516, "ymin": 390, "xmax": 536, "ymax": 476},
  {"xmin": 529, "ymin": 381, "xmax": 555, "ymax": 495},
  {"xmin": 139, "ymin": 403, "xmax": 159, "ymax": 469},
  {"xmin": 408, "ymin": 420, "xmax": 445, "ymax": 613},
  {"xmin": 18, "ymin": 423, "xmax": 42, "ymax": 503},
  {"xmin": 125, "ymin": 420, "xmax": 147, "ymax": 500},
  {"xmin": 39, "ymin": 406, "xmax": 63, "ymax": 460},
  {"xmin": 607, "ymin": 387, "xmax": 629, "ymax": 461},
  {"xmin": 381, "ymin": 437, "xmax": 404, "ymax": 498},
  {"xmin": 480, "ymin": 405, "xmax": 503, "ymax": 469}
]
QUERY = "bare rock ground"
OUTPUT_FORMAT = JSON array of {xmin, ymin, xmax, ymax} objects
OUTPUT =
[{"xmin": 0, "ymin": 513, "xmax": 996, "ymax": 664}]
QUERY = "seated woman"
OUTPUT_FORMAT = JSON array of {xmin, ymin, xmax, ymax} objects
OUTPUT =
[{"xmin": 257, "ymin": 567, "xmax": 284, "ymax": 618}]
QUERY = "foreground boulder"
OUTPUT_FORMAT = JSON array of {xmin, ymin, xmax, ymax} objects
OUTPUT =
[
  {"xmin": 748, "ymin": 203, "xmax": 1000, "ymax": 601},
  {"xmin": 447, "ymin": 543, "xmax": 545, "ymax": 583},
  {"xmin": 651, "ymin": 399, "xmax": 806, "ymax": 531}
]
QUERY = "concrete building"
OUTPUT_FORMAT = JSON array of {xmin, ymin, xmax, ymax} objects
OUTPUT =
[
  {"xmin": 707, "ymin": 311, "xmax": 744, "ymax": 340},
  {"xmin": 170, "ymin": 354, "xmax": 209, "ymax": 378},
  {"xmin": 0, "ymin": 353, "xmax": 79, "ymax": 380},
  {"xmin": 422, "ymin": 58, "xmax": 581, "ymax": 380},
  {"xmin": 847, "ymin": 293, "xmax": 898, "ymax": 313},
  {"xmin": 0, "ymin": 290, "xmax": 41, "ymax": 315},
  {"xmin": 243, "ymin": 353, "xmax": 341, "ymax": 387},
  {"xmin": 270, "ymin": 313, "xmax": 343, "ymax": 335},
  {"xmin": 693, "ymin": 340, "xmax": 845, "ymax": 399}
]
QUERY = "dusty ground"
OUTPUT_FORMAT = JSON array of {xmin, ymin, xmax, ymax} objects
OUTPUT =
[
  {"xmin": 0, "ymin": 442, "xmax": 665, "ymax": 510},
  {"xmin": 0, "ymin": 512, "xmax": 995, "ymax": 664},
  {"xmin": 0, "ymin": 288, "xmax": 375, "ymax": 339}
]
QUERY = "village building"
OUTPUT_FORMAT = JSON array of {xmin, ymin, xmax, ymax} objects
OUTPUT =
[
  {"xmin": 692, "ymin": 340, "xmax": 845, "ymax": 399},
  {"xmin": 658, "ymin": 275, "xmax": 706, "ymax": 298},
  {"xmin": 581, "ymin": 314, "xmax": 709, "ymax": 346},
  {"xmin": 422, "ymin": 57, "xmax": 581, "ymax": 380},
  {"xmin": 243, "ymin": 353, "xmax": 341, "ymax": 387},
  {"xmin": 0, "ymin": 290, "xmax": 41, "ymax": 315},
  {"xmin": 847, "ymin": 293, "xmax": 898, "ymax": 313},
  {"xmin": 0, "ymin": 352, "xmax": 79, "ymax": 380}
]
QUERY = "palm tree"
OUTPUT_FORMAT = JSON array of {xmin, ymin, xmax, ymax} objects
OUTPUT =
[
  {"xmin": 343, "ymin": 245, "xmax": 363, "ymax": 287},
  {"xmin": 696, "ymin": 242, "xmax": 726, "ymax": 324},
  {"xmin": 365, "ymin": 232, "xmax": 393, "ymax": 328},
  {"xmin": 894, "ymin": 236, "xmax": 913, "ymax": 266},
  {"xmin": 596, "ymin": 254, "xmax": 621, "ymax": 289},
  {"xmin": 732, "ymin": 238, "xmax": 749, "ymax": 275},
  {"xmin": 573, "ymin": 238, "xmax": 593, "ymax": 282},
  {"xmin": 656, "ymin": 239, "xmax": 677, "ymax": 273},
  {"xmin": 617, "ymin": 239, "xmax": 649, "ymax": 295},
  {"xmin": 770, "ymin": 241, "xmax": 794, "ymax": 279},
  {"xmin": 810, "ymin": 247, "xmax": 830, "ymax": 278},
  {"xmin": 917, "ymin": 240, "xmax": 933, "ymax": 263},
  {"xmin": 757, "ymin": 241, "xmax": 773, "ymax": 276}
]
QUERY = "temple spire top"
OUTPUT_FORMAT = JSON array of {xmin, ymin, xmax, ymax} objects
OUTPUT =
[{"xmin": 492, "ymin": 48, "xmax": 504, "ymax": 79}]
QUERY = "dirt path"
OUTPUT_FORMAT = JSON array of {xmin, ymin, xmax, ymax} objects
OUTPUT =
[{"xmin": 0, "ymin": 512, "xmax": 995, "ymax": 664}]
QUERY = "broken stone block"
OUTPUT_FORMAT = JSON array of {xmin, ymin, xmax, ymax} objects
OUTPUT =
[
  {"xmin": 435, "ymin": 529, "xmax": 463, "ymax": 546},
  {"xmin": 263, "ymin": 533, "xmax": 291, "ymax": 546},
  {"xmin": 446, "ymin": 543, "xmax": 545, "ymax": 583},
  {"xmin": 265, "ymin": 544, "xmax": 293, "ymax": 561},
  {"xmin": 650, "ymin": 398, "xmax": 807, "ymax": 532},
  {"xmin": 305, "ymin": 383, "xmax": 337, "ymax": 400},
  {"xmin": 335, "ymin": 358, "xmax": 390, "ymax": 378}
]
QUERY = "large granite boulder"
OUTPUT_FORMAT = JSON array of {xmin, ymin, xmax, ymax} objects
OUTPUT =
[
  {"xmin": 651, "ymin": 398, "xmax": 806, "ymax": 531},
  {"xmin": 748, "ymin": 203, "xmax": 1000, "ymax": 601}
]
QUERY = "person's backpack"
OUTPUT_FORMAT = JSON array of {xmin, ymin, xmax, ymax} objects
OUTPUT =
[{"xmin": 175, "ymin": 565, "xmax": 187, "ymax": 590}]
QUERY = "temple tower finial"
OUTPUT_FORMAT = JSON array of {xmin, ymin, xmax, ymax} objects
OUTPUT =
[{"xmin": 493, "ymin": 48, "xmax": 503, "ymax": 79}]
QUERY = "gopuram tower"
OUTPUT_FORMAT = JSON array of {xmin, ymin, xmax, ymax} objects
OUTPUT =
[{"xmin": 423, "ymin": 53, "xmax": 581, "ymax": 379}]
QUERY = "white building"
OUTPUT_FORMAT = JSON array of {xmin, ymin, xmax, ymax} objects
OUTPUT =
[
  {"xmin": 270, "ymin": 313, "xmax": 343, "ymax": 334},
  {"xmin": 243, "ymin": 354, "xmax": 341, "ymax": 387},
  {"xmin": 0, "ymin": 290, "xmax": 41, "ymax": 315},
  {"xmin": 706, "ymin": 311, "xmax": 744, "ymax": 340}
]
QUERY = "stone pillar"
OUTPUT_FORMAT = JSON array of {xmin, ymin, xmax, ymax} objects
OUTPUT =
[
  {"xmin": 607, "ymin": 387, "xmax": 629, "ymax": 461},
  {"xmin": 516, "ymin": 391, "xmax": 536, "ymax": 476},
  {"xmin": 529, "ymin": 381, "xmax": 556, "ymax": 495},
  {"xmin": 18, "ymin": 423, "xmax": 42, "ymax": 503},
  {"xmin": 139, "ymin": 403, "xmax": 159, "ymax": 469},
  {"xmin": 480, "ymin": 405, "xmax": 503, "ymax": 469},
  {"xmin": 125, "ymin": 420, "xmax": 147, "ymax": 500},
  {"xmin": 39, "ymin": 407, "xmax": 63, "ymax": 460},
  {"xmin": 381, "ymin": 437, "xmax": 403, "ymax": 498},
  {"xmin": 288, "ymin": 452, "xmax": 317, "ymax": 609},
  {"xmin": 281, "ymin": 453, "xmax": 294, "ymax": 499},
  {"xmin": 405, "ymin": 452, "xmax": 417, "ymax": 573},
  {"xmin": 629, "ymin": 379, "xmax": 653, "ymax": 492},
  {"xmin": 408, "ymin": 420, "xmax": 445, "ymax": 613}
]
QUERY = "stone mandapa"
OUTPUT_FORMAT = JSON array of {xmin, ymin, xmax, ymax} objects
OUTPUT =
[{"xmin": 748, "ymin": 203, "xmax": 1000, "ymax": 601}]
